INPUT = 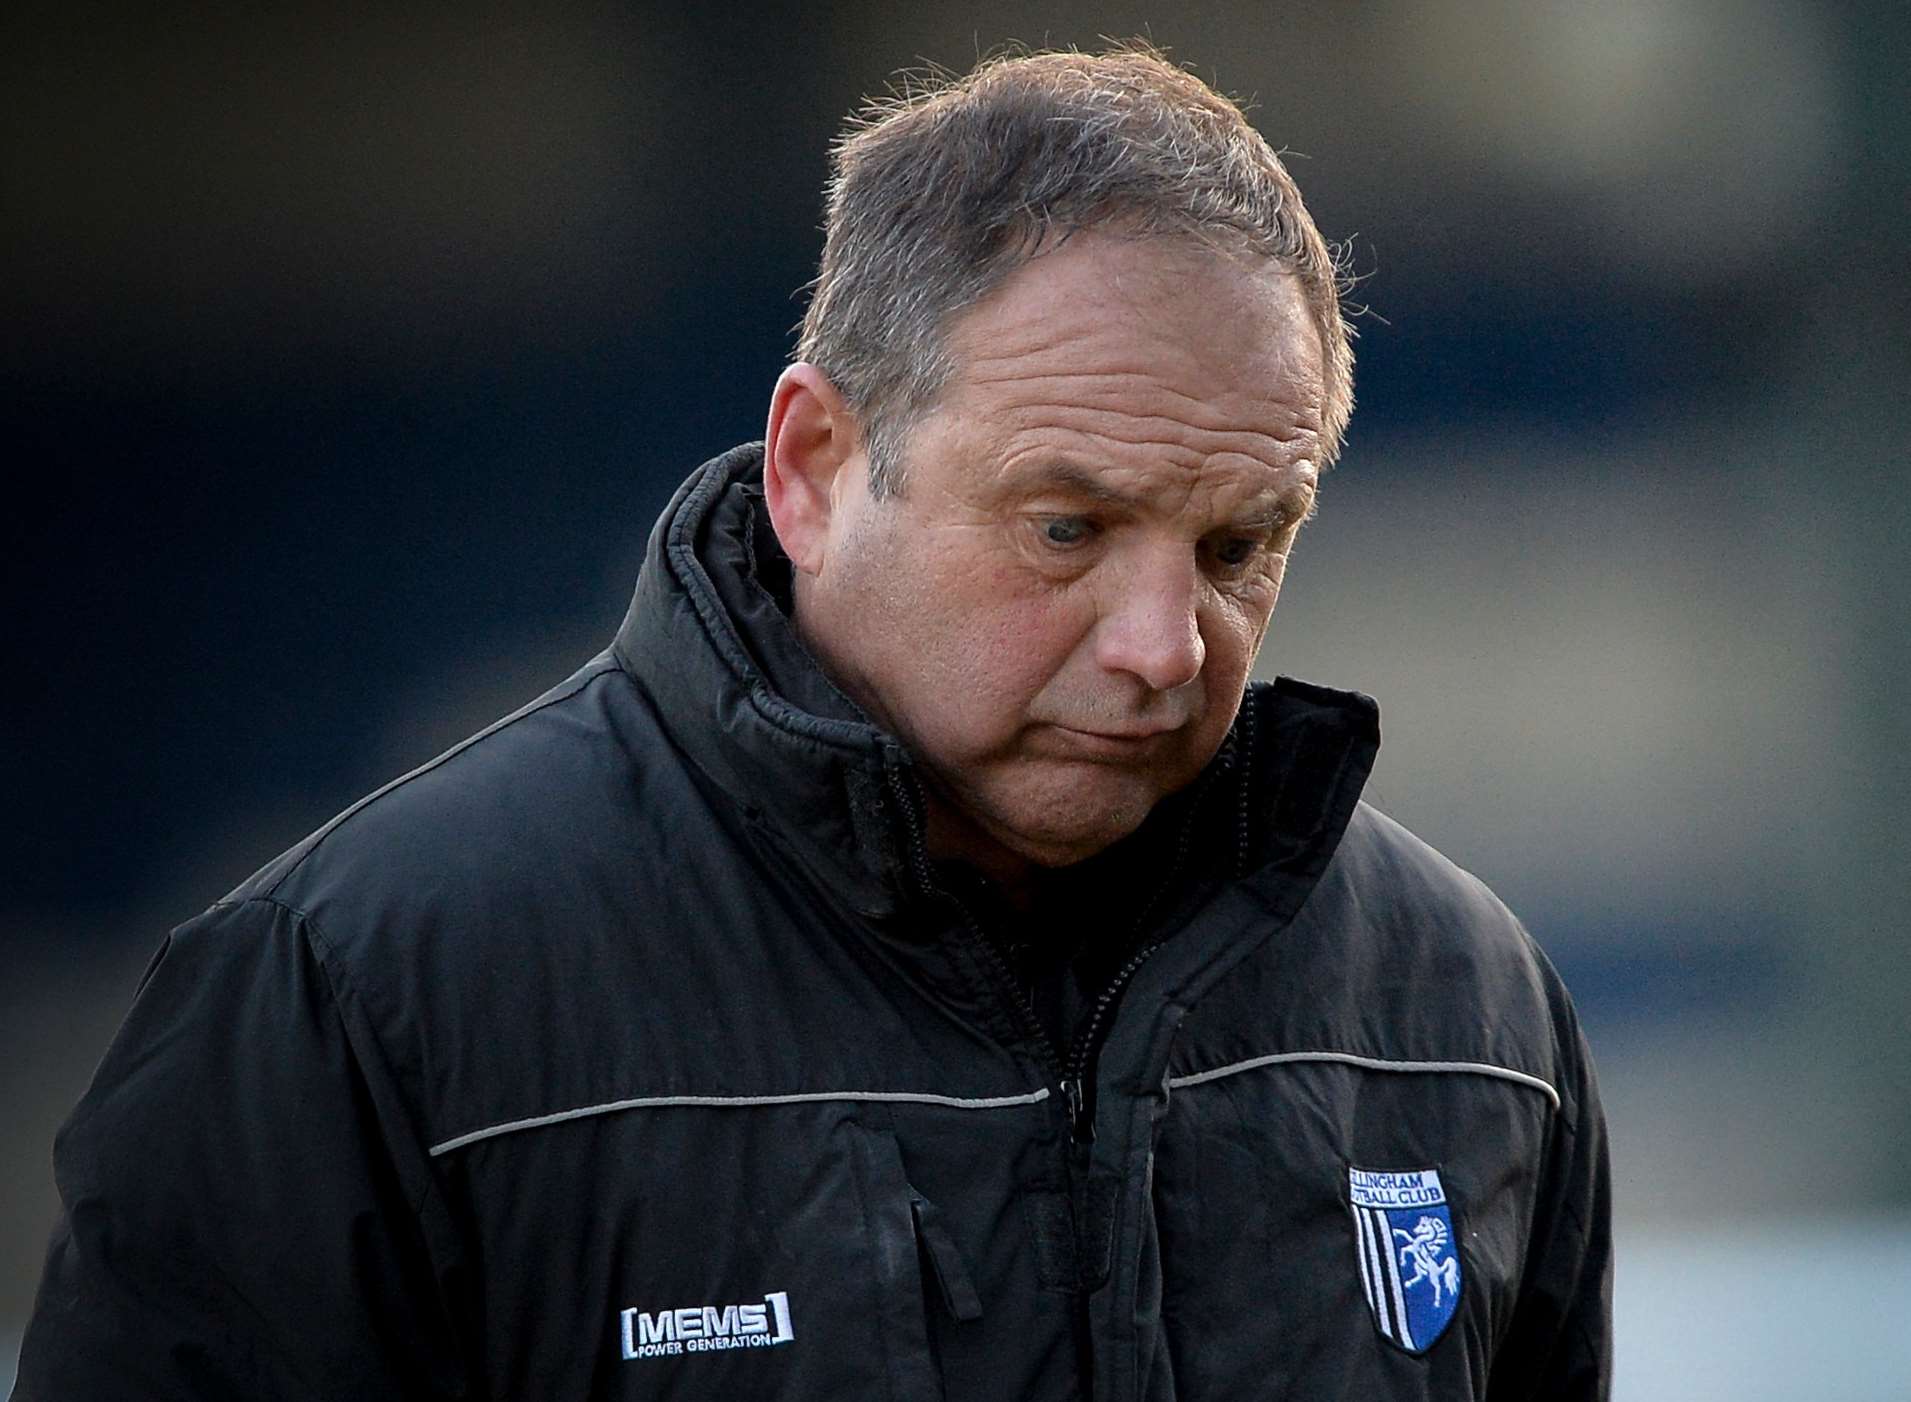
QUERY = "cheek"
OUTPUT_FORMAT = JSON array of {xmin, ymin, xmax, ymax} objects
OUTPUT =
[
  {"xmin": 1235, "ymin": 556, "xmax": 1287, "ymax": 626},
  {"xmin": 965, "ymin": 598, "xmax": 1085, "ymax": 696},
  {"xmin": 1199, "ymin": 597, "xmax": 1278, "ymax": 692},
  {"xmin": 920, "ymin": 589, "xmax": 1092, "ymax": 732},
  {"xmin": 1220, "ymin": 561, "xmax": 1289, "ymax": 659}
]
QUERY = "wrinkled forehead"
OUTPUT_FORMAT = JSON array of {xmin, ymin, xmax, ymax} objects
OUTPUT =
[
  {"xmin": 867, "ymin": 233, "xmax": 1329, "ymax": 534},
  {"xmin": 984, "ymin": 450, "xmax": 1319, "ymax": 534},
  {"xmin": 938, "ymin": 233, "xmax": 1324, "ymax": 413}
]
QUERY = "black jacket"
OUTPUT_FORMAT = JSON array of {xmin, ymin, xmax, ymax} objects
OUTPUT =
[{"xmin": 17, "ymin": 445, "xmax": 1611, "ymax": 1400}]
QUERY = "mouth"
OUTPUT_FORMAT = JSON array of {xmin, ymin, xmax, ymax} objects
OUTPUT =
[{"xmin": 1040, "ymin": 723, "xmax": 1181, "ymax": 759}]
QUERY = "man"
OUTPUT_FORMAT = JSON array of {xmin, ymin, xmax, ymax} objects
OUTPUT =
[{"xmin": 17, "ymin": 47, "xmax": 1609, "ymax": 1399}]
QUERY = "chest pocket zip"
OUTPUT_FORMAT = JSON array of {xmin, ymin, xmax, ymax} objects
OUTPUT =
[{"xmin": 908, "ymin": 1188, "xmax": 983, "ymax": 1321}]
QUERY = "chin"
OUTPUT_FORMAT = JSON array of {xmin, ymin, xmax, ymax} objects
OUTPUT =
[{"xmin": 992, "ymin": 788, "xmax": 1161, "ymax": 869}]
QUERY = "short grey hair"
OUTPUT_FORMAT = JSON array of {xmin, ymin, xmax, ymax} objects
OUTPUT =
[{"xmin": 797, "ymin": 44, "xmax": 1355, "ymax": 497}]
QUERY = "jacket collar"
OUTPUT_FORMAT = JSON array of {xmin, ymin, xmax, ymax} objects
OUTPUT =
[
  {"xmin": 613, "ymin": 442, "xmax": 913, "ymax": 919},
  {"xmin": 612, "ymin": 443, "xmax": 1381, "ymax": 925}
]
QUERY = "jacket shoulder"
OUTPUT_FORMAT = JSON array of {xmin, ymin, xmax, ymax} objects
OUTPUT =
[
  {"xmin": 1198, "ymin": 801, "xmax": 1582, "ymax": 1104},
  {"xmin": 223, "ymin": 655, "xmax": 672, "ymax": 944},
  {"xmin": 1328, "ymin": 801, "xmax": 1533, "ymax": 956},
  {"xmin": 191, "ymin": 654, "xmax": 753, "ymax": 1151}
]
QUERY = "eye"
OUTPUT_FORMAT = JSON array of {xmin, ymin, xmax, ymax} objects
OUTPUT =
[
  {"xmin": 1039, "ymin": 516, "xmax": 1095, "ymax": 548},
  {"xmin": 1206, "ymin": 534, "xmax": 1268, "ymax": 572}
]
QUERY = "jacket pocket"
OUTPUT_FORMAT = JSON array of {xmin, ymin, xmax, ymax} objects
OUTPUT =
[
  {"xmin": 1149, "ymin": 1064, "xmax": 1549, "ymax": 1399},
  {"xmin": 907, "ymin": 1187, "xmax": 983, "ymax": 1323},
  {"xmin": 451, "ymin": 1104, "xmax": 969, "ymax": 1399}
]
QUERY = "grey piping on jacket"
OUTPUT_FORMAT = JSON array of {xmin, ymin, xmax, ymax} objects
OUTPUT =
[
  {"xmin": 1165, "ymin": 1051, "xmax": 1562, "ymax": 1111},
  {"xmin": 428, "ymin": 1086, "xmax": 1053, "ymax": 1157}
]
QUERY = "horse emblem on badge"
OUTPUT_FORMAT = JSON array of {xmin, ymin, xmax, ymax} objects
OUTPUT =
[{"xmin": 1348, "ymin": 1166, "xmax": 1462, "ymax": 1353}]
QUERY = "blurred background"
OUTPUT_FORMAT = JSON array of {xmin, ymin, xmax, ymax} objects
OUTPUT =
[{"xmin": 4, "ymin": 2, "xmax": 1906, "ymax": 1394}]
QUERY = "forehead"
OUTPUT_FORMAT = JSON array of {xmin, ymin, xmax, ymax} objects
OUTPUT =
[{"xmin": 922, "ymin": 232, "xmax": 1325, "ymax": 512}]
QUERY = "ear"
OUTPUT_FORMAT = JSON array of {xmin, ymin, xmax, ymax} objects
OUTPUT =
[{"xmin": 763, "ymin": 362, "xmax": 862, "ymax": 577}]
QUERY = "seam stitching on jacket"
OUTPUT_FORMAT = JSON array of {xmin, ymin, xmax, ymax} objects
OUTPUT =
[
  {"xmin": 845, "ymin": 1125, "xmax": 904, "ymax": 1402},
  {"xmin": 252, "ymin": 896, "xmax": 442, "ymax": 1219},
  {"xmin": 428, "ymin": 1087, "xmax": 1052, "ymax": 1157},
  {"xmin": 1548, "ymin": 1109, "xmax": 1604, "ymax": 1369},
  {"xmin": 1165, "ymin": 1050, "xmax": 1561, "ymax": 1110},
  {"xmin": 240, "ymin": 661, "xmax": 619, "ymax": 904}
]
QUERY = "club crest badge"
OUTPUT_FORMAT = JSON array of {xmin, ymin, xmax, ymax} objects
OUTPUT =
[{"xmin": 1348, "ymin": 1166, "xmax": 1462, "ymax": 1354}]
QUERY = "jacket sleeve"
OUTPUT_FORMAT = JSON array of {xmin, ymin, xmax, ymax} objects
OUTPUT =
[
  {"xmin": 1488, "ymin": 961, "xmax": 1614, "ymax": 1400},
  {"xmin": 13, "ymin": 897, "xmax": 472, "ymax": 1400}
]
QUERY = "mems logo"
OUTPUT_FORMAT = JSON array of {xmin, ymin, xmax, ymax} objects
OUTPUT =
[{"xmin": 619, "ymin": 1291, "xmax": 795, "ymax": 1360}]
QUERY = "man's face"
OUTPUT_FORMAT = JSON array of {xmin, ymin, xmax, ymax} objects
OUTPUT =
[{"xmin": 794, "ymin": 232, "xmax": 1326, "ymax": 882}]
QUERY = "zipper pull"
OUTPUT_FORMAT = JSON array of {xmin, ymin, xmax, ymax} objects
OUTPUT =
[{"xmin": 1062, "ymin": 1076, "xmax": 1094, "ymax": 1144}]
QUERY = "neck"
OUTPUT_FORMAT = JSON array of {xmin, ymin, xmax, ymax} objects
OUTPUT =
[{"xmin": 919, "ymin": 791, "xmax": 1044, "ymax": 910}]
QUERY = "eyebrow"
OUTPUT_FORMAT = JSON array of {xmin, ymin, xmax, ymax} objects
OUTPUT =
[
  {"xmin": 1012, "ymin": 462, "xmax": 1138, "ymax": 508},
  {"xmin": 1009, "ymin": 461, "xmax": 1317, "ymax": 526}
]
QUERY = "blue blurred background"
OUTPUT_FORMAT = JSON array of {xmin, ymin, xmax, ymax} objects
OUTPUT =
[{"xmin": 5, "ymin": 4, "xmax": 1907, "ymax": 1395}]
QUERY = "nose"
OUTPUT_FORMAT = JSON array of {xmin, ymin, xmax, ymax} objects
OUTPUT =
[{"xmin": 1093, "ymin": 548, "xmax": 1206, "ymax": 693}]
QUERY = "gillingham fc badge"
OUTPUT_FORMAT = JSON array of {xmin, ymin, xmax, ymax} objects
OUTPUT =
[{"xmin": 1348, "ymin": 1166, "xmax": 1462, "ymax": 1353}]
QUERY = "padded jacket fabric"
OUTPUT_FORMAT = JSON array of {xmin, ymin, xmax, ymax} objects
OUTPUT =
[{"xmin": 16, "ymin": 444, "xmax": 1611, "ymax": 1400}]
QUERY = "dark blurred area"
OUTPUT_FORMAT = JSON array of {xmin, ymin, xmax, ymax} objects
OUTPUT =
[{"xmin": 5, "ymin": 4, "xmax": 1908, "ymax": 1394}]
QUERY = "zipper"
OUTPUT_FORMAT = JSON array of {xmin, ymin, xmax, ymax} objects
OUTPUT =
[
  {"xmin": 883, "ymin": 700, "xmax": 1247, "ymax": 1144},
  {"xmin": 1058, "ymin": 943, "xmax": 1159, "ymax": 1144},
  {"xmin": 1055, "ymin": 783, "xmax": 1205, "ymax": 1144},
  {"xmin": 1059, "ymin": 701, "xmax": 1249, "ymax": 1143}
]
